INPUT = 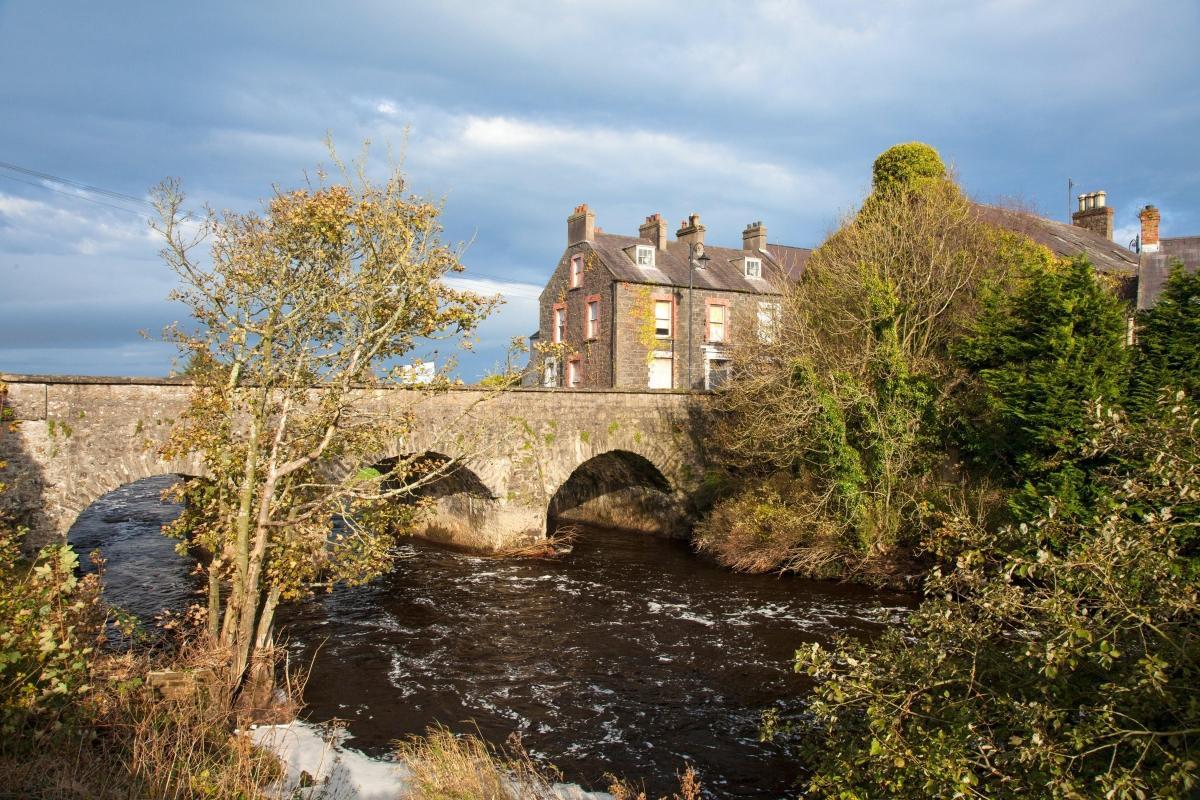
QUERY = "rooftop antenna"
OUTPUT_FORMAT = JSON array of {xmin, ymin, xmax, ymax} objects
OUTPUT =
[{"xmin": 1067, "ymin": 177, "xmax": 1074, "ymax": 223}]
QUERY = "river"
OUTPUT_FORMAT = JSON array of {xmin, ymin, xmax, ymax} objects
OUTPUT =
[{"xmin": 70, "ymin": 475, "xmax": 912, "ymax": 798}]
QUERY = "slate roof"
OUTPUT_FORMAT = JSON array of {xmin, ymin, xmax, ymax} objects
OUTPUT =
[
  {"xmin": 975, "ymin": 205, "xmax": 1139, "ymax": 276},
  {"xmin": 588, "ymin": 232, "xmax": 810, "ymax": 294},
  {"xmin": 764, "ymin": 243, "xmax": 812, "ymax": 281},
  {"xmin": 1137, "ymin": 237, "xmax": 1200, "ymax": 310}
]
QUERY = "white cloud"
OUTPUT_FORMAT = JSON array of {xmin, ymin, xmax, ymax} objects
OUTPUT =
[
  {"xmin": 444, "ymin": 275, "xmax": 541, "ymax": 302},
  {"xmin": 0, "ymin": 191, "xmax": 156, "ymax": 259}
]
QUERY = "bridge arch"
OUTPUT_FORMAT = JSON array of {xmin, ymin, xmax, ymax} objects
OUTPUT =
[
  {"xmin": 53, "ymin": 452, "xmax": 206, "ymax": 543},
  {"xmin": 548, "ymin": 449, "xmax": 688, "ymax": 537},
  {"xmin": 66, "ymin": 473, "xmax": 201, "ymax": 621}
]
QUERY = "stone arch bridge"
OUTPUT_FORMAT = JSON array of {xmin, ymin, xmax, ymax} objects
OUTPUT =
[{"xmin": 0, "ymin": 374, "xmax": 709, "ymax": 553}]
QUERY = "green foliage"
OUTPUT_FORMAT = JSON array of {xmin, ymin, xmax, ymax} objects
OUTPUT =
[
  {"xmin": 954, "ymin": 256, "xmax": 1130, "ymax": 519},
  {"xmin": 703, "ymin": 170, "xmax": 1000, "ymax": 574},
  {"xmin": 1130, "ymin": 262, "xmax": 1200, "ymax": 412},
  {"xmin": 871, "ymin": 141, "xmax": 946, "ymax": 193},
  {"xmin": 0, "ymin": 527, "xmax": 103, "ymax": 750},
  {"xmin": 477, "ymin": 371, "xmax": 521, "ymax": 388},
  {"xmin": 789, "ymin": 397, "xmax": 1200, "ymax": 799}
]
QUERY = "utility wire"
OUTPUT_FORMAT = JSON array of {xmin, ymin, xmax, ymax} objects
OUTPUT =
[
  {"xmin": 0, "ymin": 171, "xmax": 153, "ymax": 219},
  {"xmin": 0, "ymin": 159, "xmax": 153, "ymax": 207}
]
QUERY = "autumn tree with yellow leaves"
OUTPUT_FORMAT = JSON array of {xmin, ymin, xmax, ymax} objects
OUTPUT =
[{"xmin": 151, "ymin": 148, "xmax": 495, "ymax": 686}]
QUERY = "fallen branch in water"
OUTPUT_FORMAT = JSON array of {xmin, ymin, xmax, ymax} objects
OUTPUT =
[{"xmin": 493, "ymin": 524, "xmax": 580, "ymax": 559}]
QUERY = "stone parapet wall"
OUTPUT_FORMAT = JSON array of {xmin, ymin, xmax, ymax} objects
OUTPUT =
[{"xmin": 0, "ymin": 375, "xmax": 708, "ymax": 552}]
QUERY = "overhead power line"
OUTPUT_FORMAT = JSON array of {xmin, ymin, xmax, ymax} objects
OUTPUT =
[
  {"xmin": 0, "ymin": 159, "xmax": 154, "ymax": 207},
  {"xmin": 0, "ymin": 170, "xmax": 153, "ymax": 219}
]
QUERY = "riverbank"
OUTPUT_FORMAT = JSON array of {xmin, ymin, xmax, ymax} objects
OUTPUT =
[
  {"xmin": 250, "ymin": 720, "xmax": 613, "ymax": 800},
  {"xmin": 55, "ymin": 478, "xmax": 912, "ymax": 798}
]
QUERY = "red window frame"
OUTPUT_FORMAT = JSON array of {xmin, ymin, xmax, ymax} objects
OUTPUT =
[
  {"xmin": 570, "ymin": 254, "xmax": 584, "ymax": 288},
  {"xmin": 552, "ymin": 302, "xmax": 567, "ymax": 344},
  {"xmin": 585, "ymin": 294, "xmax": 601, "ymax": 340},
  {"xmin": 706, "ymin": 299, "xmax": 730, "ymax": 343},
  {"xmin": 652, "ymin": 293, "xmax": 675, "ymax": 339},
  {"xmin": 567, "ymin": 353, "xmax": 582, "ymax": 387}
]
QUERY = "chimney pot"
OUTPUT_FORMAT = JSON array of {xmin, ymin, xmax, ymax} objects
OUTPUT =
[
  {"xmin": 675, "ymin": 212, "xmax": 706, "ymax": 248},
  {"xmin": 1139, "ymin": 204, "xmax": 1162, "ymax": 253},
  {"xmin": 742, "ymin": 220, "xmax": 767, "ymax": 252},
  {"xmin": 638, "ymin": 212, "xmax": 669, "ymax": 251},
  {"xmin": 567, "ymin": 204, "xmax": 595, "ymax": 245},
  {"xmin": 1071, "ymin": 189, "xmax": 1114, "ymax": 241}
]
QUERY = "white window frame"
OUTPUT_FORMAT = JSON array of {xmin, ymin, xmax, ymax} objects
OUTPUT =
[
  {"xmin": 648, "ymin": 351, "xmax": 673, "ymax": 389},
  {"xmin": 757, "ymin": 301, "xmax": 781, "ymax": 343},
  {"xmin": 635, "ymin": 245, "xmax": 655, "ymax": 267},
  {"xmin": 704, "ymin": 355, "xmax": 731, "ymax": 389},
  {"xmin": 566, "ymin": 357, "xmax": 581, "ymax": 388},
  {"xmin": 570, "ymin": 254, "xmax": 584, "ymax": 288},
  {"xmin": 586, "ymin": 299, "xmax": 599, "ymax": 339},
  {"xmin": 553, "ymin": 305, "xmax": 566, "ymax": 344},
  {"xmin": 744, "ymin": 257, "xmax": 762, "ymax": 279},
  {"xmin": 707, "ymin": 302, "xmax": 727, "ymax": 343},
  {"xmin": 653, "ymin": 299, "xmax": 673, "ymax": 339}
]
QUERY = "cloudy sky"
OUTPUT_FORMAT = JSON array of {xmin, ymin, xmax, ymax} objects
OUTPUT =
[{"xmin": 1, "ymin": 1, "xmax": 1197, "ymax": 379}]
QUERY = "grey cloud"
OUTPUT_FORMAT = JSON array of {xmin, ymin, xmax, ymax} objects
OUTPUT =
[{"xmin": 1, "ymin": 0, "xmax": 1197, "ymax": 379}]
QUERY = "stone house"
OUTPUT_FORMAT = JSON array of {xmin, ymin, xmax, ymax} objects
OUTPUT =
[
  {"xmin": 1130, "ymin": 202, "xmax": 1200, "ymax": 310},
  {"xmin": 526, "ymin": 204, "xmax": 811, "ymax": 390},
  {"xmin": 996, "ymin": 188, "xmax": 1199, "ymax": 310}
]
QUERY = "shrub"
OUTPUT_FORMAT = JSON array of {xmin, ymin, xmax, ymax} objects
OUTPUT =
[
  {"xmin": 705, "ymin": 162, "xmax": 1011, "ymax": 574},
  {"xmin": 0, "ymin": 528, "xmax": 104, "ymax": 749},
  {"xmin": 871, "ymin": 141, "xmax": 946, "ymax": 193},
  {"xmin": 788, "ymin": 396, "xmax": 1200, "ymax": 799}
]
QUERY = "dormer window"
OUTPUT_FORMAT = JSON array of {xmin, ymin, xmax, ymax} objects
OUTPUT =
[
  {"xmin": 744, "ymin": 258, "xmax": 762, "ymax": 279},
  {"xmin": 635, "ymin": 245, "xmax": 655, "ymax": 267}
]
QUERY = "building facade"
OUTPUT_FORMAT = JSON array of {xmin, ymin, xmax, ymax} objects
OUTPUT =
[
  {"xmin": 1132, "ymin": 202, "xmax": 1200, "ymax": 310},
  {"xmin": 527, "ymin": 205, "xmax": 810, "ymax": 390}
]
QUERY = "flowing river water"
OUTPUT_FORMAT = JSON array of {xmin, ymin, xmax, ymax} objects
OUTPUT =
[{"xmin": 70, "ymin": 476, "xmax": 913, "ymax": 798}]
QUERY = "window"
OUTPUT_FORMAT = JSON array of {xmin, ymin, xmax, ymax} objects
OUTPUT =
[
  {"xmin": 654, "ymin": 298, "xmax": 673, "ymax": 338},
  {"xmin": 744, "ymin": 258, "xmax": 762, "ymax": 279},
  {"xmin": 586, "ymin": 296, "xmax": 600, "ymax": 339},
  {"xmin": 648, "ymin": 353, "xmax": 673, "ymax": 389},
  {"xmin": 542, "ymin": 357, "xmax": 558, "ymax": 387},
  {"xmin": 552, "ymin": 303, "xmax": 566, "ymax": 344},
  {"xmin": 635, "ymin": 245, "xmax": 655, "ymax": 267},
  {"xmin": 570, "ymin": 255, "xmax": 583, "ymax": 288},
  {"xmin": 567, "ymin": 356, "xmax": 582, "ymax": 388},
  {"xmin": 707, "ymin": 301, "xmax": 728, "ymax": 343},
  {"xmin": 706, "ymin": 357, "xmax": 731, "ymax": 389},
  {"xmin": 757, "ymin": 301, "xmax": 781, "ymax": 343}
]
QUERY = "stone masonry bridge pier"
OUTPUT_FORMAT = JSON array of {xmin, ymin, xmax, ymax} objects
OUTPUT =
[{"xmin": 0, "ymin": 374, "xmax": 708, "ymax": 553}]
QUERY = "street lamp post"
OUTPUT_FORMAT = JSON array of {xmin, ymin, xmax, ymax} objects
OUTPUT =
[{"xmin": 687, "ymin": 242, "xmax": 710, "ymax": 391}]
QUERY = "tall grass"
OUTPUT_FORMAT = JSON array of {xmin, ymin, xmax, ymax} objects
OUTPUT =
[{"xmin": 0, "ymin": 639, "xmax": 290, "ymax": 800}]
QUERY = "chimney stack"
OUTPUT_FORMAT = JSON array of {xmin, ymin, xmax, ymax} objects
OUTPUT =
[
  {"xmin": 743, "ymin": 221, "xmax": 767, "ymax": 252},
  {"xmin": 639, "ymin": 213, "xmax": 669, "ymax": 250},
  {"xmin": 568, "ymin": 203, "xmax": 595, "ymax": 245},
  {"xmin": 1139, "ymin": 205, "xmax": 1161, "ymax": 253},
  {"xmin": 1071, "ymin": 190, "xmax": 1114, "ymax": 240},
  {"xmin": 675, "ymin": 213, "xmax": 706, "ymax": 248}
]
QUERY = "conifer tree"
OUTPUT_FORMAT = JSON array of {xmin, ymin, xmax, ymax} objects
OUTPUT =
[
  {"xmin": 1130, "ymin": 262, "xmax": 1200, "ymax": 411},
  {"xmin": 954, "ymin": 256, "xmax": 1129, "ymax": 517}
]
